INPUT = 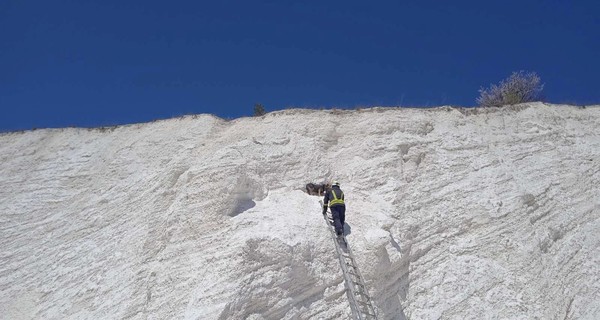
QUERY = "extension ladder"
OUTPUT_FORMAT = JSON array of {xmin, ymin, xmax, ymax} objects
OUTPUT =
[{"xmin": 320, "ymin": 201, "xmax": 378, "ymax": 320}]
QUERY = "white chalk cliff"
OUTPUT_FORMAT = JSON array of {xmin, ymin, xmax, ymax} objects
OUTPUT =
[{"xmin": 1, "ymin": 103, "xmax": 599, "ymax": 319}]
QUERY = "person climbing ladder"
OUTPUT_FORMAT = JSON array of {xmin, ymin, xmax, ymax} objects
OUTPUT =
[{"xmin": 322, "ymin": 181, "xmax": 346, "ymax": 237}]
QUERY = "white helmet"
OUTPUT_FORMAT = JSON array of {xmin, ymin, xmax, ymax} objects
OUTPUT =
[{"xmin": 332, "ymin": 181, "xmax": 340, "ymax": 186}]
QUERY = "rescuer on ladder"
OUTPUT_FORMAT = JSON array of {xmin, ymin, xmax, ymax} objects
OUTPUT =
[{"xmin": 322, "ymin": 181, "xmax": 346, "ymax": 237}]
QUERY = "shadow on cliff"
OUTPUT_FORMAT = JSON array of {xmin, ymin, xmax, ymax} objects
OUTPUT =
[
  {"xmin": 343, "ymin": 222, "xmax": 352, "ymax": 236},
  {"xmin": 372, "ymin": 234, "xmax": 411, "ymax": 320}
]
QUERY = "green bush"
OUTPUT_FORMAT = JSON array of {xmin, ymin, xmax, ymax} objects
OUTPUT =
[{"xmin": 253, "ymin": 103, "xmax": 266, "ymax": 116}]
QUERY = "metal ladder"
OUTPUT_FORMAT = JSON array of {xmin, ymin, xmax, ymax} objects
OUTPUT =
[{"xmin": 320, "ymin": 201, "xmax": 378, "ymax": 320}]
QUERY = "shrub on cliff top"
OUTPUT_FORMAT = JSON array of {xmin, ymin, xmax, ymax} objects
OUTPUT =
[{"xmin": 477, "ymin": 71, "xmax": 544, "ymax": 107}]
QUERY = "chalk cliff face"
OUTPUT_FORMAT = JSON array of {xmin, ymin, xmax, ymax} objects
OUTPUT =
[{"xmin": 1, "ymin": 103, "xmax": 599, "ymax": 320}]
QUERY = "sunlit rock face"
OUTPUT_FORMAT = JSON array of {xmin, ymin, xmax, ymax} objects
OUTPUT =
[{"xmin": 1, "ymin": 103, "xmax": 599, "ymax": 320}]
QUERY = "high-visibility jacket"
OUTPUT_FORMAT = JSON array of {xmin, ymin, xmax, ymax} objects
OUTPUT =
[{"xmin": 323, "ymin": 186, "xmax": 345, "ymax": 208}]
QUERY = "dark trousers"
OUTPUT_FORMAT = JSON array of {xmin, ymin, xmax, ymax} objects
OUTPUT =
[{"xmin": 330, "ymin": 205, "xmax": 346, "ymax": 235}]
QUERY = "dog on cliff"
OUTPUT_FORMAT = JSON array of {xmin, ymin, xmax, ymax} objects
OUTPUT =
[{"xmin": 305, "ymin": 182, "xmax": 330, "ymax": 196}]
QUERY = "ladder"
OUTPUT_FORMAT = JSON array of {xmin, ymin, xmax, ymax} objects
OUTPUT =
[{"xmin": 320, "ymin": 201, "xmax": 378, "ymax": 320}]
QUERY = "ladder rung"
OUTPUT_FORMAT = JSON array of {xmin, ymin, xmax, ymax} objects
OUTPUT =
[
  {"xmin": 355, "ymin": 293, "xmax": 372, "ymax": 302},
  {"xmin": 360, "ymin": 312, "xmax": 375, "ymax": 318},
  {"xmin": 356, "ymin": 300, "xmax": 374, "ymax": 309},
  {"xmin": 362, "ymin": 313, "xmax": 377, "ymax": 318},
  {"xmin": 357, "ymin": 308, "xmax": 376, "ymax": 315},
  {"xmin": 351, "ymin": 276, "xmax": 365, "ymax": 283}
]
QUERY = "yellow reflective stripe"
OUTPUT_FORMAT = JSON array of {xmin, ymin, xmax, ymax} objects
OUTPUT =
[{"xmin": 329, "ymin": 189, "xmax": 345, "ymax": 206}]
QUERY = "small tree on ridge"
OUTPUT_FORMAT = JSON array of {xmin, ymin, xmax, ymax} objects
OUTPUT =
[{"xmin": 253, "ymin": 103, "xmax": 266, "ymax": 116}]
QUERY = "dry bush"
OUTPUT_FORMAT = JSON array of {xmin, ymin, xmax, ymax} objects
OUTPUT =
[{"xmin": 477, "ymin": 71, "xmax": 544, "ymax": 107}]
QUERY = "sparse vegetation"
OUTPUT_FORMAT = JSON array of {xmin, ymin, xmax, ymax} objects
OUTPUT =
[
  {"xmin": 477, "ymin": 71, "xmax": 544, "ymax": 107},
  {"xmin": 253, "ymin": 103, "xmax": 266, "ymax": 116}
]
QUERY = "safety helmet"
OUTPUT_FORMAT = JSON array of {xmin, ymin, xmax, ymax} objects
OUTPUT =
[{"xmin": 332, "ymin": 181, "xmax": 340, "ymax": 186}]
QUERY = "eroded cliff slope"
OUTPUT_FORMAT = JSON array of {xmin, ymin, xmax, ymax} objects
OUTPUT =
[{"xmin": 1, "ymin": 103, "xmax": 599, "ymax": 319}]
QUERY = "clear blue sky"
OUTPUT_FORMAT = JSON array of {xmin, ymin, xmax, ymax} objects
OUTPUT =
[{"xmin": 1, "ymin": 0, "xmax": 598, "ymax": 131}]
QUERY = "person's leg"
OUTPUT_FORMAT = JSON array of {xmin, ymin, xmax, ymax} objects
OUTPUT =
[
  {"xmin": 339, "ymin": 206, "xmax": 346, "ymax": 235},
  {"xmin": 331, "ymin": 206, "xmax": 343, "ymax": 235}
]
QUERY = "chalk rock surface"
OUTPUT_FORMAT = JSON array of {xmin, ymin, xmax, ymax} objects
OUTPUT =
[{"xmin": 1, "ymin": 103, "xmax": 599, "ymax": 319}]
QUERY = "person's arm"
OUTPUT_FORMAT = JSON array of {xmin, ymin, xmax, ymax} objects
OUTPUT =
[{"xmin": 322, "ymin": 191, "xmax": 329, "ymax": 215}]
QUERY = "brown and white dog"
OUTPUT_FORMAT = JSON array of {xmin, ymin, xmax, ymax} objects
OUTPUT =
[{"xmin": 305, "ymin": 182, "xmax": 331, "ymax": 196}]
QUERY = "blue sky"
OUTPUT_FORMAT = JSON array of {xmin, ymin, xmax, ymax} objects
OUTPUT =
[{"xmin": 1, "ymin": 0, "xmax": 598, "ymax": 131}]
